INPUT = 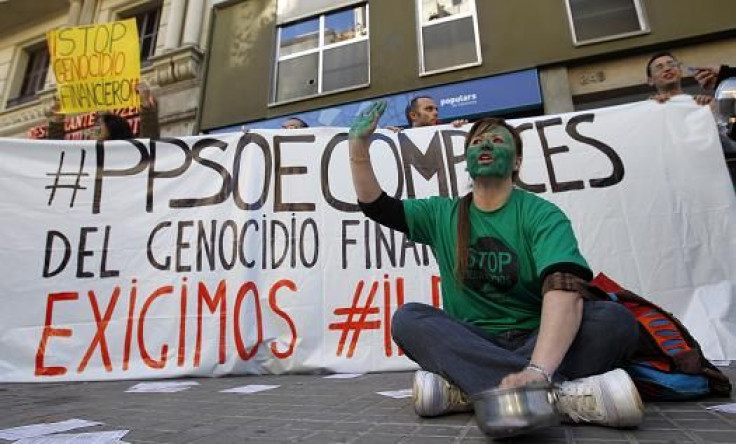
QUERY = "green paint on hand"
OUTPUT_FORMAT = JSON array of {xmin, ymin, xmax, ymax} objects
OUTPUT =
[{"xmin": 349, "ymin": 100, "xmax": 387, "ymax": 140}]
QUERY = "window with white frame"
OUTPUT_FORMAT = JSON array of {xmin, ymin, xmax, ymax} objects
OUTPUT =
[
  {"xmin": 273, "ymin": 4, "xmax": 369, "ymax": 103},
  {"xmin": 417, "ymin": 0, "xmax": 481, "ymax": 75},
  {"xmin": 7, "ymin": 44, "xmax": 49, "ymax": 107},
  {"xmin": 566, "ymin": 0, "xmax": 649, "ymax": 45}
]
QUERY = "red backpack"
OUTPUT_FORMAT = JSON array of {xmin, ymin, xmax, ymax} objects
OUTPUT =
[{"xmin": 587, "ymin": 273, "xmax": 731, "ymax": 400}]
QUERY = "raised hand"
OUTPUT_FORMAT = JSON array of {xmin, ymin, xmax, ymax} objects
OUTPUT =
[
  {"xmin": 349, "ymin": 100, "xmax": 387, "ymax": 140},
  {"xmin": 693, "ymin": 66, "xmax": 720, "ymax": 91},
  {"xmin": 137, "ymin": 81, "xmax": 157, "ymax": 109}
]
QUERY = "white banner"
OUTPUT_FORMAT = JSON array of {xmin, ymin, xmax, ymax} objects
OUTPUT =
[{"xmin": 1, "ymin": 98, "xmax": 734, "ymax": 382}]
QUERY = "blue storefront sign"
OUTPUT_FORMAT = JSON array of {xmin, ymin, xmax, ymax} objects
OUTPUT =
[{"xmin": 211, "ymin": 68, "xmax": 541, "ymax": 133}]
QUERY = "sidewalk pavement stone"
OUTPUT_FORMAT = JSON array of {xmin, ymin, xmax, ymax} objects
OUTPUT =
[{"xmin": 1, "ymin": 365, "xmax": 734, "ymax": 443}]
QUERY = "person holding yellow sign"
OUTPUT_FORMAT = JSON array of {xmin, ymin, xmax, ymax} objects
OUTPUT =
[
  {"xmin": 44, "ymin": 19, "xmax": 160, "ymax": 140},
  {"xmin": 45, "ymin": 82, "xmax": 159, "ymax": 140}
]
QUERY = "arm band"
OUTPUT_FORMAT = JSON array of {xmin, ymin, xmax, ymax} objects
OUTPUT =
[
  {"xmin": 541, "ymin": 271, "xmax": 588, "ymax": 296},
  {"xmin": 358, "ymin": 191, "xmax": 409, "ymax": 233}
]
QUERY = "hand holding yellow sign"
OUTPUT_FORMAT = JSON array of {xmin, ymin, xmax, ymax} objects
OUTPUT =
[{"xmin": 47, "ymin": 19, "xmax": 141, "ymax": 114}]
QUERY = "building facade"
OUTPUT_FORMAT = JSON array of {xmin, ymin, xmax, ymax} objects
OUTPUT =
[
  {"xmin": 2, "ymin": 1, "xmax": 736, "ymax": 139},
  {"xmin": 0, "ymin": 0, "xmax": 211, "ymax": 139},
  {"xmin": 199, "ymin": 0, "xmax": 736, "ymax": 132}
]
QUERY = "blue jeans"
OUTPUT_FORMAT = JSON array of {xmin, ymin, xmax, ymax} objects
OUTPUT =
[{"xmin": 391, "ymin": 301, "xmax": 638, "ymax": 395}]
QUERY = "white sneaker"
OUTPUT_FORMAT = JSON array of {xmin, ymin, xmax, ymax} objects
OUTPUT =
[
  {"xmin": 412, "ymin": 370, "xmax": 473, "ymax": 417},
  {"xmin": 556, "ymin": 368, "xmax": 644, "ymax": 427}
]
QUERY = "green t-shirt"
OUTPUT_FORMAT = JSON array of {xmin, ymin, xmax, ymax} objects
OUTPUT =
[{"xmin": 403, "ymin": 188, "xmax": 591, "ymax": 335}]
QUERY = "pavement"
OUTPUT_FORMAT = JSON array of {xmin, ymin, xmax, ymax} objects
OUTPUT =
[{"xmin": 1, "ymin": 365, "xmax": 735, "ymax": 443}]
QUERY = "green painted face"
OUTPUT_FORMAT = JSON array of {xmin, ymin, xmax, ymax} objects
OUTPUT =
[{"xmin": 465, "ymin": 126, "xmax": 516, "ymax": 179}]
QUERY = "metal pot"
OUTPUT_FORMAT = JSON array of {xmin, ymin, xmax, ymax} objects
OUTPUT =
[{"xmin": 472, "ymin": 382, "xmax": 560, "ymax": 438}]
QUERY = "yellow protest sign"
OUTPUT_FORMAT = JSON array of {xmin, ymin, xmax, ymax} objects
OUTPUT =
[{"xmin": 47, "ymin": 19, "xmax": 141, "ymax": 113}]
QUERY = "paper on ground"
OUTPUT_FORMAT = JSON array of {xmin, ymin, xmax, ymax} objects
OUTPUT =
[
  {"xmin": 13, "ymin": 430, "xmax": 130, "ymax": 444},
  {"xmin": 706, "ymin": 403, "xmax": 736, "ymax": 414},
  {"xmin": 125, "ymin": 381, "xmax": 199, "ymax": 393},
  {"xmin": 376, "ymin": 389, "xmax": 413, "ymax": 399},
  {"xmin": 710, "ymin": 360, "xmax": 731, "ymax": 367},
  {"xmin": 323, "ymin": 373, "xmax": 364, "ymax": 379},
  {"xmin": 220, "ymin": 384, "xmax": 280, "ymax": 394},
  {"xmin": 0, "ymin": 419, "xmax": 102, "ymax": 440}
]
